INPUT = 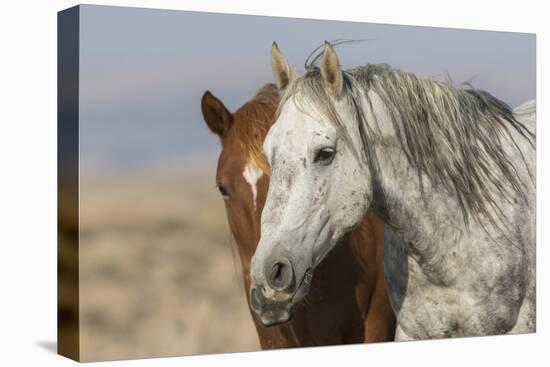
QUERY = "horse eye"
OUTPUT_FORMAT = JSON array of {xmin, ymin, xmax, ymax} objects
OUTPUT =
[
  {"xmin": 217, "ymin": 184, "xmax": 230, "ymax": 200},
  {"xmin": 314, "ymin": 147, "xmax": 336, "ymax": 165}
]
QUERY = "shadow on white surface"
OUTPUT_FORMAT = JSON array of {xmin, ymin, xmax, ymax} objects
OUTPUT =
[{"xmin": 36, "ymin": 341, "xmax": 57, "ymax": 354}]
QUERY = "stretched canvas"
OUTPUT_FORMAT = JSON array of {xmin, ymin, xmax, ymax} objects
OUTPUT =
[{"xmin": 58, "ymin": 4, "xmax": 536, "ymax": 362}]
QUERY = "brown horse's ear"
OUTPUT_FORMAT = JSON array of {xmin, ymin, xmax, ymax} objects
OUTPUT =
[
  {"xmin": 271, "ymin": 42, "xmax": 300, "ymax": 90},
  {"xmin": 320, "ymin": 41, "xmax": 343, "ymax": 97},
  {"xmin": 201, "ymin": 91, "xmax": 233, "ymax": 137}
]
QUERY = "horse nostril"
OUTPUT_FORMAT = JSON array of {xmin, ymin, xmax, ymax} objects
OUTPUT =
[{"xmin": 268, "ymin": 257, "xmax": 295, "ymax": 291}]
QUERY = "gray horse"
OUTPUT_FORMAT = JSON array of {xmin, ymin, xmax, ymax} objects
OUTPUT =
[{"xmin": 249, "ymin": 41, "xmax": 535, "ymax": 340}]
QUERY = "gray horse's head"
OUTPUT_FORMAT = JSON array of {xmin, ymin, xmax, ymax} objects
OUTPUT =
[{"xmin": 249, "ymin": 42, "xmax": 372, "ymax": 326}]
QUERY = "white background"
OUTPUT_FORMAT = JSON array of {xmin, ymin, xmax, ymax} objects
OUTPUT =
[{"xmin": 0, "ymin": 0, "xmax": 547, "ymax": 365}]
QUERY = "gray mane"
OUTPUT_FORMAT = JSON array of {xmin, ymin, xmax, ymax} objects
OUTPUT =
[{"xmin": 277, "ymin": 55, "xmax": 534, "ymax": 228}]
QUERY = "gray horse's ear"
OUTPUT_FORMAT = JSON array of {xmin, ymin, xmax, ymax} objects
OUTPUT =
[
  {"xmin": 201, "ymin": 91, "xmax": 233, "ymax": 137},
  {"xmin": 320, "ymin": 41, "xmax": 343, "ymax": 97},
  {"xmin": 271, "ymin": 42, "xmax": 300, "ymax": 90}
]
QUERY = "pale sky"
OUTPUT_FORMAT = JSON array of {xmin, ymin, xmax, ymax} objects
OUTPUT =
[{"xmin": 77, "ymin": 4, "xmax": 535, "ymax": 172}]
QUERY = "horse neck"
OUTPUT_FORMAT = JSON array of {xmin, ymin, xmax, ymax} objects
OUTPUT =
[
  {"xmin": 370, "ymin": 144, "xmax": 461, "ymax": 252},
  {"xmin": 358, "ymin": 95, "xmax": 471, "ymax": 253},
  {"xmin": 361, "ymin": 93, "xmax": 534, "ymax": 257}
]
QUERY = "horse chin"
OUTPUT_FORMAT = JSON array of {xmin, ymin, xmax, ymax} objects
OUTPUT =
[
  {"xmin": 258, "ymin": 309, "xmax": 293, "ymax": 327},
  {"xmin": 253, "ymin": 297, "xmax": 294, "ymax": 327},
  {"xmin": 254, "ymin": 272, "xmax": 311, "ymax": 327}
]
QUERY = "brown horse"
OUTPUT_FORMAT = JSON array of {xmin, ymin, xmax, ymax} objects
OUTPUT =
[{"xmin": 201, "ymin": 84, "xmax": 395, "ymax": 348}]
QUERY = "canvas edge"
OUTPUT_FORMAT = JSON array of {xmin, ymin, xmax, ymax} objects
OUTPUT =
[{"xmin": 57, "ymin": 4, "xmax": 81, "ymax": 362}]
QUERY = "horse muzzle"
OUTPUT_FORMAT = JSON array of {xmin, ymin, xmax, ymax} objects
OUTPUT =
[{"xmin": 249, "ymin": 257, "xmax": 313, "ymax": 326}]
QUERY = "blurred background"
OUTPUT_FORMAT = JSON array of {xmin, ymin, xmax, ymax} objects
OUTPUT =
[{"xmin": 66, "ymin": 4, "xmax": 535, "ymax": 361}]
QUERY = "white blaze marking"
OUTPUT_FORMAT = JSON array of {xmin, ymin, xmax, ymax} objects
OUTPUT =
[{"xmin": 243, "ymin": 162, "xmax": 263, "ymax": 211}]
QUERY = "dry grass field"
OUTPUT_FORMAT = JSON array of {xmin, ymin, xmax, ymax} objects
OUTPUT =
[{"xmin": 74, "ymin": 169, "xmax": 259, "ymax": 361}]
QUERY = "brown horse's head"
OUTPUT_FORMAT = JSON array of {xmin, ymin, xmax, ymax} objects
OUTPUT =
[
  {"xmin": 202, "ymin": 85, "xmax": 307, "ymax": 326},
  {"xmin": 201, "ymin": 84, "xmax": 277, "ymax": 279}
]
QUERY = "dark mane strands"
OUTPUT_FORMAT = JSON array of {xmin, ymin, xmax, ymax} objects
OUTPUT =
[{"xmin": 278, "ymin": 49, "xmax": 534, "ymax": 228}]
